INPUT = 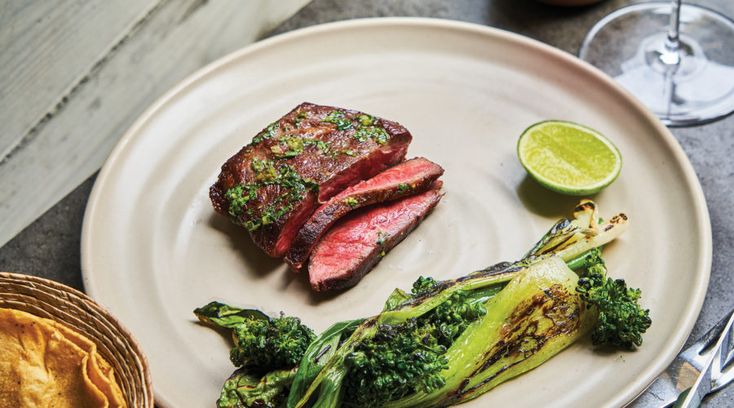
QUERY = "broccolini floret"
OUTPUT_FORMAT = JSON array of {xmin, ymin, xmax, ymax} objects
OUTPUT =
[
  {"xmin": 411, "ymin": 276, "xmax": 438, "ymax": 296},
  {"xmin": 195, "ymin": 302, "xmax": 316, "ymax": 408},
  {"xmin": 195, "ymin": 301, "xmax": 315, "ymax": 371},
  {"xmin": 340, "ymin": 281, "xmax": 487, "ymax": 406},
  {"xmin": 429, "ymin": 289, "xmax": 486, "ymax": 347},
  {"xmin": 343, "ymin": 319, "xmax": 449, "ymax": 406},
  {"xmin": 230, "ymin": 314, "xmax": 315, "ymax": 369},
  {"xmin": 576, "ymin": 256, "xmax": 651, "ymax": 349}
]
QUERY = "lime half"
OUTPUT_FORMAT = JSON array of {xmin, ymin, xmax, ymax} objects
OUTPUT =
[{"xmin": 517, "ymin": 120, "xmax": 622, "ymax": 196}]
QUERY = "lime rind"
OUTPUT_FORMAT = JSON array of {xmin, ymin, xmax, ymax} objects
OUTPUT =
[{"xmin": 517, "ymin": 120, "xmax": 622, "ymax": 196}]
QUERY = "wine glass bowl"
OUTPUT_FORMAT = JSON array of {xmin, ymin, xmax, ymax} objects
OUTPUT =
[{"xmin": 580, "ymin": 1, "xmax": 734, "ymax": 126}]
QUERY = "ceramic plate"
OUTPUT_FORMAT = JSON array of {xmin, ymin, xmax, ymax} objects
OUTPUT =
[{"xmin": 82, "ymin": 18, "xmax": 711, "ymax": 408}]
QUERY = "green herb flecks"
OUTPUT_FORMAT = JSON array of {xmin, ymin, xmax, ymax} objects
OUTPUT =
[
  {"xmin": 226, "ymin": 159, "xmax": 318, "ymax": 231},
  {"xmin": 376, "ymin": 230, "xmax": 389, "ymax": 246},
  {"xmin": 225, "ymin": 184, "xmax": 258, "ymax": 219},
  {"xmin": 251, "ymin": 158, "xmax": 269, "ymax": 173},
  {"xmin": 251, "ymin": 158, "xmax": 277, "ymax": 181},
  {"xmin": 322, "ymin": 110, "xmax": 353, "ymax": 131},
  {"xmin": 323, "ymin": 110, "xmax": 390, "ymax": 145},
  {"xmin": 357, "ymin": 114, "xmax": 375, "ymax": 126},
  {"xmin": 344, "ymin": 197, "xmax": 359, "ymax": 208},
  {"xmin": 303, "ymin": 138, "xmax": 330, "ymax": 154},
  {"xmin": 251, "ymin": 122, "xmax": 280, "ymax": 145},
  {"xmin": 398, "ymin": 183, "xmax": 411, "ymax": 193},
  {"xmin": 294, "ymin": 111, "xmax": 308, "ymax": 127},
  {"xmin": 270, "ymin": 137, "xmax": 331, "ymax": 159},
  {"xmin": 354, "ymin": 126, "xmax": 390, "ymax": 145},
  {"xmin": 271, "ymin": 136, "xmax": 305, "ymax": 158}
]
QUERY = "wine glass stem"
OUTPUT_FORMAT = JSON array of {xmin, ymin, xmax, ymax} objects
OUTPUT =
[{"xmin": 662, "ymin": 0, "xmax": 683, "ymax": 66}]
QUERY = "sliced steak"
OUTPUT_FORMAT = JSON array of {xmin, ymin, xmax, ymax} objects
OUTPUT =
[
  {"xmin": 308, "ymin": 182, "xmax": 444, "ymax": 292},
  {"xmin": 210, "ymin": 103, "xmax": 412, "ymax": 257},
  {"xmin": 286, "ymin": 157, "xmax": 444, "ymax": 271}
]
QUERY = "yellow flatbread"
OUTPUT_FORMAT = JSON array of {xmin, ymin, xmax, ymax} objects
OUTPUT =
[
  {"xmin": 0, "ymin": 308, "xmax": 127, "ymax": 408},
  {"xmin": 47, "ymin": 320, "xmax": 127, "ymax": 407}
]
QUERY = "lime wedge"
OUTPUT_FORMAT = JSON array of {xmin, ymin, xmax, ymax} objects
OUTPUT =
[{"xmin": 517, "ymin": 120, "xmax": 622, "ymax": 196}]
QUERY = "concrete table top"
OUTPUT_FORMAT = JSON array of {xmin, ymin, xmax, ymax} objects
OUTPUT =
[{"xmin": 1, "ymin": 0, "xmax": 732, "ymax": 406}]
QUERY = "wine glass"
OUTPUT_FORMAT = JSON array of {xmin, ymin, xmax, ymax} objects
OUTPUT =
[{"xmin": 579, "ymin": 1, "xmax": 734, "ymax": 126}]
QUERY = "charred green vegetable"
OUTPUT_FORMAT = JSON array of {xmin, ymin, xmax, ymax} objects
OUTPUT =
[
  {"xmin": 195, "ymin": 303, "xmax": 315, "ymax": 407},
  {"xmin": 196, "ymin": 200, "xmax": 650, "ymax": 408},
  {"xmin": 217, "ymin": 368, "xmax": 297, "ymax": 408},
  {"xmin": 195, "ymin": 302, "xmax": 315, "ymax": 370}
]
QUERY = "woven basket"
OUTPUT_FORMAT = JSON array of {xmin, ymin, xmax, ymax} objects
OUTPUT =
[{"xmin": 0, "ymin": 272, "xmax": 154, "ymax": 407}]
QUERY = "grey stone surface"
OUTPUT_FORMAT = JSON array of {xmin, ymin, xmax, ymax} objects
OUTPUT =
[
  {"xmin": 0, "ymin": 177, "xmax": 94, "ymax": 291},
  {"xmin": 1, "ymin": 0, "xmax": 732, "ymax": 406}
]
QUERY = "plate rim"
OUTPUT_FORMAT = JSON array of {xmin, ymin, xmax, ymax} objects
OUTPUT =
[{"xmin": 81, "ymin": 17, "xmax": 712, "ymax": 408}]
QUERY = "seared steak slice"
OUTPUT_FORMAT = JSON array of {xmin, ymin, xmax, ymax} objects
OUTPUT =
[
  {"xmin": 308, "ymin": 182, "xmax": 443, "ymax": 292},
  {"xmin": 286, "ymin": 157, "xmax": 444, "ymax": 271},
  {"xmin": 210, "ymin": 103, "xmax": 412, "ymax": 257}
]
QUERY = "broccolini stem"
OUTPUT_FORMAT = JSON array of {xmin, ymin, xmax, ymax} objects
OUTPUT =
[{"xmin": 565, "ymin": 248, "xmax": 604, "ymax": 271}]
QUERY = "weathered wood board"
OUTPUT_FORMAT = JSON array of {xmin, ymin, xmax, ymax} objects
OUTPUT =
[
  {"xmin": 0, "ymin": 0, "xmax": 310, "ymax": 247},
  {"xmin": 0, "ymin": 0, "xmax": 158, "ymax": 158}
]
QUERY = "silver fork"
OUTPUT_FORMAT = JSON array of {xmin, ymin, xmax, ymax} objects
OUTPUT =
[
  {"xmin": 675, "ymin": 307, "xmax": 734, "ymax": 407},
  {"xmin": 629, "ymin": 307, "xmax": 734, "ymax": 407}
]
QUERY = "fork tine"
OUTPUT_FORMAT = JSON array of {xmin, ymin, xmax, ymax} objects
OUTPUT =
[
  {"xmin": 710, "ymin": 308, "xmax": 734, "ymax": 393},
  {"xmin": 701, "ymin": 310, "xmax": 733, "ymax": 353},
  {"xmin": 682, "ymin": 309, "xmax": 734, "ymax": 366},
  {"xmin": 712, "ymin": 354, "xmax": 734, "ymax": 392}
]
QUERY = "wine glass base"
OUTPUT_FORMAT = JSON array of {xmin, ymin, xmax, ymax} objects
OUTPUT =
[{"xmin": 579, "ymin": 2, "xmax": 734, "ymax": 126}]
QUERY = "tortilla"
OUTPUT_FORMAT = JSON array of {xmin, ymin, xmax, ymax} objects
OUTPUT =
[
  {"xmin": 0, "ymin": 308, "xmax": 127, "ymax": 408},
  {"xmin": 47, "ymin": 320, "xmax": 127, "ymax": 407}
]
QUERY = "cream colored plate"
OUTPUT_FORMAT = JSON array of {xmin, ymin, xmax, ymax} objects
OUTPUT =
[{"xmin": 82, "ymin": 18, "xmax": 711, "ymax": 408}]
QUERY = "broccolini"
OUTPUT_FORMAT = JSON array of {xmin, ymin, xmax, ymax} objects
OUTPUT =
[
  {"xmin": 196, "ymin": 200, "xmax": 651, "ymax": 408},
  {"xmin": 575, "ymin": 250, "xmax": 652, "ymax": 349}
]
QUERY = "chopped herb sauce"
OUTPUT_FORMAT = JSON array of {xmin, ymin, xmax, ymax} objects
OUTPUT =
[
  {"xmin": 303, "ymin": 139, "xmax": 330, "ymax": 153},
  {"xmin": 376, "ymin": 230, "xmax": 389, "ymax": 246},
  {"xmin": 294, "ymin": 111, "xmax": 308, "ymax": 126},
  {"xmin": 357, "ymin": 114, "xmax": 375, "ymax": 126},
  {"xmin": 322, "ymin": 110, "xmax": 353, "ymax": 131},
  {"xmin": 225, "ymin": 159, "xmax": 318, "ymax": 231},
  {"xmin": 322, "ymin": 110, "xmax": 390, "ymax": 145},
  {"xmin": 251, "ymin": 122, "xmax": 280, "ymax": 145},
  {"xmin": 270, "ymin": 136, "xmax": 304, "ymax": 158},
  {"xmin": 353, "ymin": 126, "xmax": 389, "ymax": 145},
  {"xmin": 269, "ymin": 137, "xmax": 331, "ymax": 159},
  {"xmin": 344, "ymin": 197, "xmax": 359, "ymax": 208}
]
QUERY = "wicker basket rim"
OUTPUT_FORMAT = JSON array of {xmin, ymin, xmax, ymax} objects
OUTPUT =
[{"xmin": 0, "ymin": 271, "xmax": 154, "ymax": 407}]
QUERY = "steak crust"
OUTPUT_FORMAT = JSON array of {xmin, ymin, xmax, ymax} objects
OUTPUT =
[
  {"xmin": 308, "ymin": 182, "xmax": 444, "ymax": 292},
  {"xmin": 286, "ymin": 157, "xmax": 444, "ymax": 271},
  {"xmin": 210, "ymin": 102, "xmax": 412, "ymax": 257}
]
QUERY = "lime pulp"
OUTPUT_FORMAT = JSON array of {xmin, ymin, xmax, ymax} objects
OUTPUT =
[{"xmin": 517, "ymin": 120, "xmax": 622, "ymax": 196}]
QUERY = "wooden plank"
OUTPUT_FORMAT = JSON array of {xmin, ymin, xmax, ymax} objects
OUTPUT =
[
  {"xmin": 0, "ymin": 0, "xmax": 309, "ymax": 246},
  {"xmin": 0, "ymin": 0, "xmax": 159, "ymax": 158}
]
